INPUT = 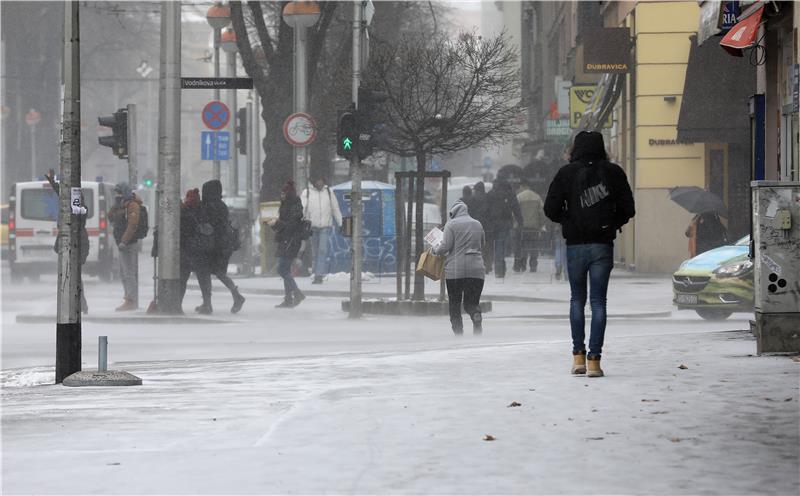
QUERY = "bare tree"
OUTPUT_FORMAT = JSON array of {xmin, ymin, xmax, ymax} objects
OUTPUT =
[{"xmin": 366, "ymin": 30, "xmax": 522, "ymax": 299}]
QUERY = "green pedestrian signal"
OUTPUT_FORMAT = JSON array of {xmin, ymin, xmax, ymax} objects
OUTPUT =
[
  {"xmin": 343, "ymin": 137, "xmax": 353, "ymax": 150},
  {"xmin": 337, "ymin": 110, "xmax": 357, "ymax": 159}
]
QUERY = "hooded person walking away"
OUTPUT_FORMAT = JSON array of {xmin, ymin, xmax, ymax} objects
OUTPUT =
[
  {"xmin": 464, "ymin": 181, "xmax": 491, "ymax": 273},
  {"xmin": 514, "ymin": 180, "xmax": 546, "ymax": 272},
  {"xmin": 485, "ymin": 180, "xmax": 523, "ymax": 278},
  {"xmin": 300, "ymin": 176, "xmax": 343, "ymax": 284},
  {"xmin": 108, "ymin": 182, "xmax": 143, "ymax": 311},
  {"xmin": 194, "ymin": 180, "xmax": 246, "ymax": 315},
  {"xmin": 269, "ymin": 181, "xmax": 306, "ymax": 308},
  {"xmin": 544, "ymin": 131, "xmax": 635, "ymax": 378},
  {"xmin": 433, "ymin": 200, "xmax": 486, "ymax": 335},
  {"xmin": 178, "ymin": 188, "xmax": 204, "ymax": 308}
]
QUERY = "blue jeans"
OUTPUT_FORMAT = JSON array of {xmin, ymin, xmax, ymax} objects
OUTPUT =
[
  {"xmin": 566, "ymin": 244, "xmax": 613, "ymax": 357},
  {"xmin": 311, "ymin": 227, "xmax": 331, "ymax": 277},
  {"xmin": 493, "ymin": 229, "xmax": 510, "ymax": 277},
  {"xmin": 277, "ymin": 256, "xmax": 299, "ymax": 298}
]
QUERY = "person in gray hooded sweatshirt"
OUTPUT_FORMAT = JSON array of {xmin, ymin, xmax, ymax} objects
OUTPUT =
[{"xmin": 433, "ymin": 200, "xmax": 486, "ymax": 335}]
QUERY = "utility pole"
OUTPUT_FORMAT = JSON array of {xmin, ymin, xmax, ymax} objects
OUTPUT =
[
  {"xmin": 127, "ymin": 103, "xmax": 137, "ymax": 186},
  {"xmin": 156, "ymin": 0, "xmax": 182, "ymax": 314},
  {"xmin": 213, "ymin": 29, "xmax": 221, "ymax": 182},
  {"xmin": 56, "ymin": 0, "xmax": 82, "ymax": 384},
  {"xmin": 349, "ymin": 0, "xmax": 363, "ymax": 319},
  {"xmin": 227, "ymin": 48, "xmax": 238, "ymax": 195},
  {"xmin": 245, "ymin": 101, "xmax": 254, "ymax": 275}
]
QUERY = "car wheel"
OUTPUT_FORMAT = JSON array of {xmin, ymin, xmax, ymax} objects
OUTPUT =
[{"xmin": 696, "ymin": 309, "xmax": 733, "ymax": 321}]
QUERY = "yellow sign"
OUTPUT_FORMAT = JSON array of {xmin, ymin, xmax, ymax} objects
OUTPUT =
[{"xmin": 569, "ymin": 85, "xmax": 612, "ymax": 129}]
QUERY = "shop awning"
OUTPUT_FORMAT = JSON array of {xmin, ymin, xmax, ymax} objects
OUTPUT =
[
  {"xmin": 677, "ymin": 34, "xmax": 755, "ymax": 144},
  {"xmin": 719, "ymin": 6, "xmax": 764, "ymax": 56}
]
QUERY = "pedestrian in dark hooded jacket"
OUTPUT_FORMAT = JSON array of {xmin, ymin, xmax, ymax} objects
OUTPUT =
[
  {"xmin": 464, "ymin": 181, "xmax": 491, "ymax": 273},
  {"xmin": 485, "ymin": 180, "xmax": 523, "ymax": 278},
  {"xmin": 433, "ymin": 200, "xmax": 486, "ymax": 335},
  {"xmin": 194, "ymin": 179, "xmax": 246, "ymax": 315},
  {"xmin": 179, "ymin": 188, "xmax": 203, "ymax": 306},
  {"xmin": 460, "ymin": 185, "xmax": 472, "ymax": 203},
  {"xmin": 268, "ymin": 181, "xmax": 306, "ymax": 308},
  {"xmin": 544, "ymin": 131, "xmax": 635, "ymax": 378}
]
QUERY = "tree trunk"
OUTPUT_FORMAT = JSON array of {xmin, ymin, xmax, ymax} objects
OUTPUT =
[{"xmin": 413, "ymin": 147, "xmax": 427, "ymax": 300}]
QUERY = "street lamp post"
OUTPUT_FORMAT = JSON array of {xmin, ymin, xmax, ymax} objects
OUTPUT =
[
  {"xmin": 221, "ymin": 28, "xmax": 238, "ymax": 196},
  {"xmin": 282, "ymin": 1, "xmax": 320, "ymax": 191},
  {"xmin": 206, "ymin": 3, "xmax": 230, "ymax": 184}
]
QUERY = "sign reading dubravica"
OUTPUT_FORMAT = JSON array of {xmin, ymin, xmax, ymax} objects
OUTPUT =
[{"xmin": 583, "ymin": 28, "xmax": 631, "ymax": 73}]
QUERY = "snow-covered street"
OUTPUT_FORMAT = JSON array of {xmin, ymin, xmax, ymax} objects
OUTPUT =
[{"xmin": 2, "ymin": 264, "xmax": 799, "ymax": 494}]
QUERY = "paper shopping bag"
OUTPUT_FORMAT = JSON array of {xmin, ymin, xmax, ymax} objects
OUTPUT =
[{"xmin": 416, "ymin": 249, "xmax": 445, "ymax": 281}]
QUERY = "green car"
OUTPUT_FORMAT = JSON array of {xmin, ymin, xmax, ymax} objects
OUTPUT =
[{"xmin": 672, "ymin": 236, "xmax": 754, "ymax": 320}]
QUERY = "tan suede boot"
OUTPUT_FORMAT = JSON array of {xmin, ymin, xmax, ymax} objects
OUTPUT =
[
  {"xmin": 587, "ymin": 356, "xmax": 604, "ymax": 378},
  {"xmin": 571, "ymin": 351, "xmax": 586, "ymax": 375}
]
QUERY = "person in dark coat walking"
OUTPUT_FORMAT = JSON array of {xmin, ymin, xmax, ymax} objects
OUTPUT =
[
  {"xmin": 433, "ymin": 200, "xmax": 486, "ymax": 335},
  {"xmin": 464, "ymin": 181, "xmax": 491, "ymax": 273},
  {"xmin": 268, "ymin": 181, "xmax": 306, "ymax": 308},
  {"xmin": 544, "ymin": 131, "xmax": 635, "ymax": 378},
  {"xmin": 485, "ymin": 180, "xmax": 523, "ymax": 278},
  {"xmin": 194, "ymin": 180, "xmax": 245, "ymax": 315},
  {"xmin": 179, "ymin": 188, "xmax": 203, "ymax": 306}
]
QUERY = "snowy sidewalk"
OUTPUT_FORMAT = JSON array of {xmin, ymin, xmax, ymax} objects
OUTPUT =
[{"xmin": 2, "ymin": 330, "xmax": 798, "ymax": 495}]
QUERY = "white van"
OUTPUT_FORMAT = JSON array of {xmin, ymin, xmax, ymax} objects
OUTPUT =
[{"xmin": 8, "ymin": 181, "xmax": 117, "ymax": 282}]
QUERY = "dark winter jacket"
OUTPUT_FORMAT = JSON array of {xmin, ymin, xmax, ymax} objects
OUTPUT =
[
  {"xmin": 544, "ymin": 132, "xmax": 635, "ymax": 246},
  {"xmin": 180, "ymin": 204, "xmax": 203, "ymax": 269},
  {"xmin": 485, "ymin": 181, "xmax": 523, "ymax": 234},
  {"xmin": 199, "ymin": 179, "xmax": 233, "ymax": 271},
  {"xmin": 273, "ymin": 194, "xmax": 304, "ymax": 259},
  {"xmin": 464, "ymin": 182, "xmax": 490, "ymax": 231}
]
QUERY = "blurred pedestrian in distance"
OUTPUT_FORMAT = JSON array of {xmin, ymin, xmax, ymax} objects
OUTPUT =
[
  {"xmin": 514, "ymin": 180, "xmax": 546, "ymax": 273},
  {"xmin": 460, "ymin": 185, "xmax": 472, "ymax": 203},
  {"xmin": 300, "ymin": 175, "xmax": 342, "ymax": 285},
  {"xmin": 485, "ymin": 180, "xmax": 523, "ymax": 278},
  {"xmin": 544, "ymin": 131, "xmax": 635, "ymax": 378},
  {"xmin": 464, "ymin": 181, "xmax": 491, "ymax": 273},
  {"xmin": 433, "ymin": 200, "xmax": 485, "ymax": 335},
  {"xmin": 194, "ymin": 180, "xmax": 245, "ymax": 315},
  {"xmin": 685, "ymin": 212, "xmax": 727, "ymax": 257},
  {"xmin": 108, "ymin": 182, "xmax": 142, "ymax": 311},
  {"xmin": 269, "ymin": 181, "xmax": 306, "ymax": 308}
]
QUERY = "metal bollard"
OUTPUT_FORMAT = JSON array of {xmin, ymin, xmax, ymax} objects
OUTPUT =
[{"xmin": 98, "ymin": 336, "xmax": 108, "ymax": 372}]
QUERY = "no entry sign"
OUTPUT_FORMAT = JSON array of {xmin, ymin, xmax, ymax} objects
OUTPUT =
[{"xmin": 202, "ymin": 101, "xmax": 230, "ymax": 130}]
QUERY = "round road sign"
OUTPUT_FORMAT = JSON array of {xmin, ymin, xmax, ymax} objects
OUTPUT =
[
  {"xmin": 283, "ymin": 112, "xmax": 317, "ymax": 147},
  {"xmin": 25, "ymin": 109, "xmax": 41, "ymax": 126},
  {"xmin": 202, "ymin": 101, "xmax": 230, "ymax": 130}
]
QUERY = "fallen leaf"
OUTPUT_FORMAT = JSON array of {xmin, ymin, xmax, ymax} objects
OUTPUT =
[
  {"xmin": 586, "ymin": 437, "xmax": 604, "ymax": 441},
  {"xmin": 483, "ymin": 434, "xmax": 495, "ymax": 441},
  {"xmin": 678, "ymin": 364, "xmax": 688, "ymax": 370},
  {"xmin": 641, "ymin": 399, "xmax": 660, "ymax": 402},
  {"xmin": 507, "ymin": 401, "xmax": 522, "ymax": 408},
  {"xmin": 670, "ymin": 437, "xmax": 681, "ymax": 443},
  {"xmin": 106, "ymin": 462, "xmax": 121, "ymax": 466},
  {"xmin": 591, "ymin": 408, "xmax": 598, "ymax": 412},
  {"xmin": 528, "ymin": 388, "xmax": 536, "ymax": 391},
  {"xmin": 651, "ymin": 411, "xmax": 669, "ymax": 415},
  {"xmin": 765, "ymin": 398, "xmax": 776, "ymax": 402},
  {"xmin": 785, "ymin": 398, "xmax": 793, "ymax": 402}
]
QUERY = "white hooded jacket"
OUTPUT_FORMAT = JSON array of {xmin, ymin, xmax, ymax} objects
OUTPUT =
[{"xmin": 301, "ymin": 186, "xmax": 343, "ymax": 229}]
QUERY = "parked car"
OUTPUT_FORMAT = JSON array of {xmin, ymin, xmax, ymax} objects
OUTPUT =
[
  {"xmin": 8, "ymin": 180, "xmax": 117, "ymax": 282},
  {"xmin": 672, "ymin": 235, "xmax": 753, "ymax": 320}
]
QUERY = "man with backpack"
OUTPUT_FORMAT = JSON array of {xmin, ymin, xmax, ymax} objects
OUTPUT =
[
  {"xmin": 544, "ymin": 131, "xmax": 635, "ymax": 378},
  {"xmin": 300, "ymin": 176, "xmax": 342, "ymax": 284},
  {"xmin": 108, "ymin": 182, "xmax": 148, "ymax": 311}
]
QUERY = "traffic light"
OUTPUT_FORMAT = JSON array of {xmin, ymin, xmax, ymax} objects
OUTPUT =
[
  {"xmin": 236, "ymin": 107, "xmax": 247, "ymax": 155},
  {"xmin": 141, "ymin": 170, "xmax": 155, "ymax": 188},
  {"xmin": 98, "ymin": 108, "xmax": 128, "ymax": 159},
  {"xmin": 337, "ymin": 110, "xmax": 358, "ymax": 159},
  {"xmin": 356, "ymin": 88, "xmax": 388, "ymax": 159}
]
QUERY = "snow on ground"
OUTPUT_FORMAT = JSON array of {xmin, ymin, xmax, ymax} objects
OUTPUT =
[{"xmin": 1, "ymin": 260, "xmax": 798, "ymax": 494}]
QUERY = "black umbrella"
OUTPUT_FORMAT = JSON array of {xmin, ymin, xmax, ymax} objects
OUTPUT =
[{"xmin": 668, "ymin": 186, "xmax": 727, "ymax": 215}]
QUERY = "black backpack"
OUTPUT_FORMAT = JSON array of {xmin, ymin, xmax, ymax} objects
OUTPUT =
[
  {"xmin": 135, "ymin": 205, "xmax": 149, "ymax": 240},
  {"xmin": 569, "ymin": 162, "xmax": 617, "ymax": 239}
]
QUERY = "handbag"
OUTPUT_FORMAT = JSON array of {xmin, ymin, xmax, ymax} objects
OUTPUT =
[
  {"xmin": 416, "ymin": 248, "xmax": 445, "ymax": 281},
  {"xmin": 300, "ymin": 219, "xmax": 312, "ymax": 240}
]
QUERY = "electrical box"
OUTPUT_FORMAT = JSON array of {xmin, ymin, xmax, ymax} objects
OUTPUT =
[{"xmin": 751, "ymin": 181, "xmax": 800, "ymax": 353}]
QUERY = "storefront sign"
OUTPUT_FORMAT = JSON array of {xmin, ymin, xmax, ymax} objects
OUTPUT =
[
  {"xmin": 545, "ymin": 119, "xmax": 571, "ymax": 142},
  {"xmin": 569, "ymin": 86, "xmax": 612, "ymax": 129},
  {"xmin": 719, "ymin": 1, "xmax": 741, "ymax": 32},
  {"xmin": 583, "ymin": 28, "xmax": 631, "ymax": 73},
  {"xmin": 648, "ymin": 138, "xmax": 694, "ymax": 146}
]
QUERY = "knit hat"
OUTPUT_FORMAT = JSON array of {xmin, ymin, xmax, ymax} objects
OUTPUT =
[{"xmin": 184, "ymin": 188, "xmax": 200, "ymax": 208}]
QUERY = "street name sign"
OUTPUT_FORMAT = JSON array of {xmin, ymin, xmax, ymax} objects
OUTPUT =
[{"xmin": 182, "ymin": 77, "xmax": 253, "ymax": 90}]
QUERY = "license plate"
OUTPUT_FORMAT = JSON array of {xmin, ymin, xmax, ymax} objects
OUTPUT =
[{"xmin": 676, "ymin": 294, "xmax": 698, "ymax": 305}]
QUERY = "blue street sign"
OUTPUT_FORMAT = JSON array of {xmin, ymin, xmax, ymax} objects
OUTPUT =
[
  {"xmin": 201, "ymin": 131, "xmax": 231, "ymax": 161},
  {"xmin": 201, "ymin": 131, "xmax": 215, "ymax": 160},
  {"xmin": 216, "ymin": 131, "xmax": 230, "ymax": 160}
]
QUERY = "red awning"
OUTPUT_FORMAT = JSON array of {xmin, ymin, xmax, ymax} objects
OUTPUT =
[{"xmin": 720, "ymin": 6, "xmax": 764, "ymax": 57}]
